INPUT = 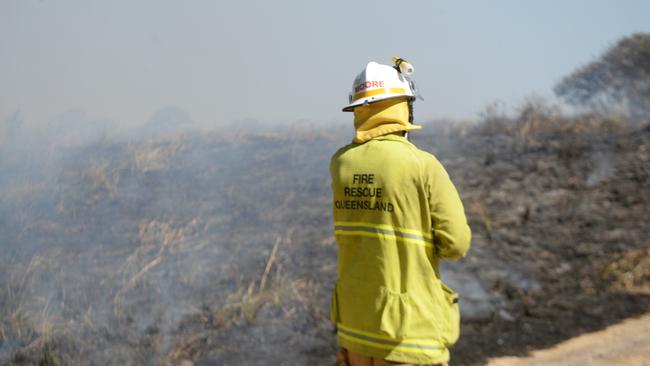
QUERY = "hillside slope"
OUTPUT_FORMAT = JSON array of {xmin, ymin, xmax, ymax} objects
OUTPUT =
[{"xmin": 0, "ymin": 118, "xmax": 648, "ymax": 365}]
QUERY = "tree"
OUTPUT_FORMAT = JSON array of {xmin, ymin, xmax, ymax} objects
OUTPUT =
[{"xmin": 554, "ymin": 33, "xmax": 650, "ymax": 121}]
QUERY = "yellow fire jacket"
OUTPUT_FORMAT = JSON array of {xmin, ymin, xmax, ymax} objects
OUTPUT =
[{"xmin": 330, "ymin": 134, "xmax": 471, "ymax": 365}]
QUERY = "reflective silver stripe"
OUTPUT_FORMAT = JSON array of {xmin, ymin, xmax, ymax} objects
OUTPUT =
[
  {"xmin": 337, "ymin": 327, "xmax": 445, "ymax": 351},
  {"xmin": 334, "ymin": 225, "xmax": 434, "ymax": 245}
]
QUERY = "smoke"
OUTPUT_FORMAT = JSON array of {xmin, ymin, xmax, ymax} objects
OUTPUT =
[
  {"xmin": 0, "ymin": 111, "xmax": 548, "ymax": 364},
  {"xmin": 0, "ymin": 112, "xmax": 344, "ymax": 364},
  {"xmin": 586, "ymin": 151, "xmax": 615, "ymax": 187},
  {"xmin": 3, "ymin": 109, "xmax": 641, "ymax": 364}
]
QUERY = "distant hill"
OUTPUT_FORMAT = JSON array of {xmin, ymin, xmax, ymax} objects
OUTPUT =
[{"xmin": 138, "ymin": 105, "xmax": 194, "ymax": 139}]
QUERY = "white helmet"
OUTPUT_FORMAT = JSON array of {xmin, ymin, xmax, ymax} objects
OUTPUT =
[{"xmin": 342, "ymin": 60, "xmax": 417, "ymax": 112}]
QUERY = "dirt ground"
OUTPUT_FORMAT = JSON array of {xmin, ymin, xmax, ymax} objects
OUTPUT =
[{"xmin": 485, "ymin": 313, "xmax": 650, "ymax": 366}]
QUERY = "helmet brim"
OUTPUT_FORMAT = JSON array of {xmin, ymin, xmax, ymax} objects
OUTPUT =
[{"xmin": 341, "ymin": 94, "xmax": 414, "ymax": 112}]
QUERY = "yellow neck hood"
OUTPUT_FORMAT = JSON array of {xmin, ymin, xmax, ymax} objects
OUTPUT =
[{"xmin": 353, "ymin": 98, "xmax": 421, "ymax": 143}]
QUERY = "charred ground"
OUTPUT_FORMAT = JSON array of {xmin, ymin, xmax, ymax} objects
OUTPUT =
[{"xmin": 0, "ymin": 113, "xmax": 648, "ymax": 365}]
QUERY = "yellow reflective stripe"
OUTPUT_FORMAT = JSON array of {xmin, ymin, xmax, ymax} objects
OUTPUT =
[
  {"xmin": 353, "ymin": 88, "xmax": 406, "ymax": 101},
  {"xmin": 337, "ymin": 323, "xmax": 446, "ymax": 354},
  {"xmin": 336, "ymin": 221, "xmax": 433, "ymax": 240},
  {"xmin": 334, "ymin": 221, "xmax": 434, "ymax": 250},
  {"xmin": 335, "ymin": 229, "xmax": 433, "ymax": 250}
]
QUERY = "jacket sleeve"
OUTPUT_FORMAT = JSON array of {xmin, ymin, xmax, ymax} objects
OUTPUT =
[{"xmin": 427, "ymin": 157, "xmax": 471, "ymax": 260}]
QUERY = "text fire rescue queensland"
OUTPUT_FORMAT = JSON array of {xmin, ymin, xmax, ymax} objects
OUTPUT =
[{"xmin": 334, "ymin": 173, "xmax": 395, "ymax": 212}]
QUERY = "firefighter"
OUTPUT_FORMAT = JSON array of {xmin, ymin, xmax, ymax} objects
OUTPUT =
[{"xmin": 330, "ymin": 58, "xmax": 471, "ymax": 366}]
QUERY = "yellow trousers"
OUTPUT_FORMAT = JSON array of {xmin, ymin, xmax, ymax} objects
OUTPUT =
[{"xmin": 336, "ymin": 349, "xmax": 449, "ymax": 366}]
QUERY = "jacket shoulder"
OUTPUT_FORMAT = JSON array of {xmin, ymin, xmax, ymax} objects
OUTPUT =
[
  {"xmin": 400, "ymin": 142, "xmax": 443, "ymax": 173},
  {"xmin": 331, "ymin": 142, "xmax": 356, "ymax": 158},
  {"xmin": 411, "ymin": 144, "xmax": 439, "ymax": 162}
]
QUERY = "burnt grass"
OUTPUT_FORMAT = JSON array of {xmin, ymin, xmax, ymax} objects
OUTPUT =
[{"xmin": 0, "ymin": 117, "xmax": 649, "ymax": 365}]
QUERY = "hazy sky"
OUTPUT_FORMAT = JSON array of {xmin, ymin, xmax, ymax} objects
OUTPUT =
[{"xmin": 2, "ymin": 0, "xmax": 649, "ymax": 128}]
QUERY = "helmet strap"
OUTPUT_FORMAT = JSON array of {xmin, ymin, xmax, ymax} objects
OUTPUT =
[
  {"xmin": 393, "ymin": 57, "xmax": 405, "ymax": 73},
  {"xmin": 408, "ymin": 100, "xmax": 414, "ymax": 124}
]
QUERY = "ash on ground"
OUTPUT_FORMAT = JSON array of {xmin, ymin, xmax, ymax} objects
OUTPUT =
[{"xmin": 1, "ymin": 116, "xmax": 649, "ymax": 365}]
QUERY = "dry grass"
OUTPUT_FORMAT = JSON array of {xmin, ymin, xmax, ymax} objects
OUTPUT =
[
  {"xmin": 1, "ymin": 180, "xmax": 46, "ymax": 238},
  {"xmin": 114, "ymin": 219, "xmax": 204, "ymax": 318},
  {"xmin": 1, "ymin": 119, "xmax": 648, "ymax": 365},
  {"xmin": 83, "ymin": 159, "xmax": 120, "ymax": 204},
  {"xmin": 129, "ymin": 140, "xmax": 185, "ymax": 173},
  {"xmin": 469, "ymin": 201, "xmax": 493, "ymax": 240},
  {"xmin": 162, "ymin": 234, "xmax": 293, "ymax": 365},
  {"xmin": 0, "ymin": 255, "xmax": 72, "ymax": 365},
  {"xmin": 475, "ymin": 98, "xmax": 627, "ymax": 149},
  {"xmin": 604, "ymin": 248, "xmax": 650, "ymax": 293}
]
